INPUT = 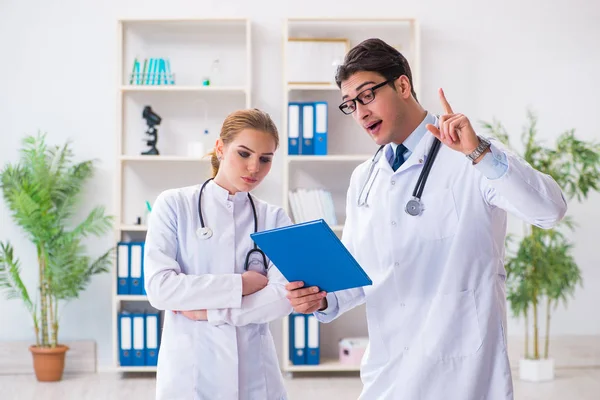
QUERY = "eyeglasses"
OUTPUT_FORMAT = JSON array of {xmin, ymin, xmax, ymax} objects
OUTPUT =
[{"xmin": 338, "ymin": 77, "xmax": 397, "ymax": 115}]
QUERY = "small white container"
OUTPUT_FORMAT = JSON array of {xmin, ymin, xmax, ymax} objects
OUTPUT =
[
  {"xmin": 187, "ymin": 142, "xmax": 206, "ymax": 158},
  {"xmin": 519, "ymin": 358, "xmax": 555, "ymax": 382}
]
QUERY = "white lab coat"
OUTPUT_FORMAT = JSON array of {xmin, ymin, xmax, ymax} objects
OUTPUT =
[
  {"xmin": 317, "ymin": 129, "xmax": 567, "ymax": 400},
  {"xmin": 144, "ymin": 180, "xmax": 293, "ymax": 400}
]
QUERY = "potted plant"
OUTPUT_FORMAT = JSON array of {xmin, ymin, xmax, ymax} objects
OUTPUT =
[
  {"xmin": 482, "ymin": 110, "xmax": 600, "ymax": 382},
  {"xmin": 0, "ymin": 133, "xmax": 114, "ymax": 382}
]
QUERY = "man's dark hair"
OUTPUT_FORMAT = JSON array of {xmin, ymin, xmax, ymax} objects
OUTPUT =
[{"xmin": 335, "ymin": 38, "xmax": 417, "ymax": 101}]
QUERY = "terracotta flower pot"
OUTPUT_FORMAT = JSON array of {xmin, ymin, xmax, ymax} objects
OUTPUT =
[{"xmin": 29, "ymin": 344, "xmax": 69, "ymax": 382}]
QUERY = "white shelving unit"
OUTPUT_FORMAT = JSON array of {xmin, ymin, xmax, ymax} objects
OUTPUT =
[
  {"xmin": 280, "ymin": 17, "xmax": 420, "ymax": 375},
  {"xmin": 112, "ymin": 17, "xmax": 252, "ymax": 373}
]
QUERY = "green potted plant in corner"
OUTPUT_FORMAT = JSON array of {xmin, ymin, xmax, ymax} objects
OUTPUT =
[
  {"xmin": 482, "ymin": 110, "xmax": 600, "ymax": 382},
  {"xmin": 0, "ymin": 133, "xmax": 114, "ymax": 382}
]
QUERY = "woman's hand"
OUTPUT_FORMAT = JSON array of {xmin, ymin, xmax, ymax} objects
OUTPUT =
[
  {"xmin": 241, "ymin": 270, "xmax": 268, "ymax": 295},
  {"xmin": 173, "ymin": 310, "xmax": 208, "ymax": 321}
]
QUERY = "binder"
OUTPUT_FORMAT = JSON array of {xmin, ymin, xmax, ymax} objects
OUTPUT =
[
  {"xmin": 118, "ymin": 312, "xmax": 133, "ymax": 366},
  {"xmin": 314, "ymin": 102, "xmax": 328, "ymax": 155},
  {"xmin": 132, "ymin": 313, "xmax": 146, "ymax": 366},
  {"xmin": 117, "ymin": 242, "xmax": 130, "ymax": 295},
  {"xmin": 145, "ymin": 312, "xmax": 160, "ymax": 366},
  {"xmin": 289, "ymin": 312, "xmax": 306, "ymax": 365},
  {"xmin": 301, "ymin": 103, "xmax": 315, "ymax": 155},
  {"xmin": 288, "ymin": 103, "xmax": 300, "ymax": 155},
  {"xmin": 129, "ymin": 242, "xmax": 144, "ymax": 295},
  {"xmin": 141, "ymin": 256, "xmax": 147, "ymax": 296},
  {"xmin": 305, "ymin": 314, "xmax": 320, "ymax": 365},
  {"xmin": 250, "ymin": 219, "xmax": 372, "ymax": 293}
]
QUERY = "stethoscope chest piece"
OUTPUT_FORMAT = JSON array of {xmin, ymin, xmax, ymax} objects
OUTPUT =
[
  {"xmin": 405, "ymin": 197, "xmax": 423, "ymax": 216},
  {"xmin": 197, "ymin": 227, "xmax": 213, "ymax": 240}
]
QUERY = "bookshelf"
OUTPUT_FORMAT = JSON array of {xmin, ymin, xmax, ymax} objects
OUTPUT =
[
  {"xmin": 280, "ymin": 17, "xmax": 420, "ymax": 375},
  {"xmin": 112, "ymin": 17, "xmax": 252, "ymax": 373}
]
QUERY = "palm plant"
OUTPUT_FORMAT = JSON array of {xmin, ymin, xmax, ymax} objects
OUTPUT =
[
  {"xmin": 482, "ymin": 110, "xmax": 600, "ymax": 360},
  {"xmin": 0, "ymin": 133, "xmax": 114, "ymax": 349}
]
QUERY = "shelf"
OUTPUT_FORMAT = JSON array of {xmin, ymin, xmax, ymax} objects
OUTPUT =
[
  {"xmin": 114, "ymin": 16, "xmax": 253, "ymax": 374},
  {"xmin": 120, "ymin": 155, "xmax": 210, "ymax": 162},
  {"xmin": 116, "ymin": 295, "xmax": 149, "ymax": 301},
  {"xmin": 119, "ymin": 224, "xmax": 147, "ymax": 231},
  {"xmin": 116, "ymin": 366, "xmax": 157, "ymax": 372},
  {"xmin": 287, "ymin": 83, "xmax": 339, "ymax": 91},
  {"xmin": 288, "ymin": 155, "xmax": 371, "ymax": 162},
  {"xmin": 120, "ymin": 85, "xmax": 247, "ymax": 93},
  {"xmin": 284, "ymin": 358, "xmax": 360, "ymax": 372}
]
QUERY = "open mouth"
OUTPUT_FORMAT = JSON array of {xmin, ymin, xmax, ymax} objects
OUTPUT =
[{"xmin": 366, "ymin": 120, "xmax": 383, "ymax": 135}]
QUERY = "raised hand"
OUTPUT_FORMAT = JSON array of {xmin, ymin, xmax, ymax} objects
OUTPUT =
[{"xmin": 426, "ymin": 88, "xmax": 483, "ymax": 157}]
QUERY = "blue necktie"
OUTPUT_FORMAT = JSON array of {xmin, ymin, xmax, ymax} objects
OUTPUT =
[{"xmin": 392, "ymin": 144, "xmax": 408, "ymax": 171}]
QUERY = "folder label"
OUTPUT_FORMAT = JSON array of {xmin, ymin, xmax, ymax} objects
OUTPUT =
[
  {"xmin": 146, "ymin": 315, "xmax": 158, "ymax": 349},
  {"xmin": 120, "ymin": 316, "xmax": 132, "ymax": 350},
  {"xmin": 308, "ymin": 315, "xmax": 319, "ymax": 348},
  {"xmin": 294, "ymin": 315, "xmax": 305, "ymax": 349}
]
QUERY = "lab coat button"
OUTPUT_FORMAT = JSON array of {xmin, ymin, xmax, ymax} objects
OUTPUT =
[
  {"xmin": 391, "ymin": 180, "xmax": 396, "ymax": 185},
  {"xmin": 400, "ymin": 303, "xmax": 405, "ymax": 307},
  {"xmin": 404, "ymin": 347, "xmax": 409, "ymax": 351},
  {"xmin": 394, "ymin": 262, "xmax": 399, "ymax": 267},
  {"xmin": 391, "ymin": 221, "xmax": 397, "ymax": 226}
]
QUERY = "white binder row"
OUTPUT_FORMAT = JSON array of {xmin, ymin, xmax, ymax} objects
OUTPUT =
[{"xmin": 288, "ymin": 188, "xmax": 337, "ymax": 226}]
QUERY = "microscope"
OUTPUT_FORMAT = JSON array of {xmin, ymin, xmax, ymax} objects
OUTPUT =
[{"xmin": 142, "ymin": 105, "xmax": 161, "ymax": 155}]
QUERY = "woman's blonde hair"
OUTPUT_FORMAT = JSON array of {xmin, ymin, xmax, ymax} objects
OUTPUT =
[{"xmin": 208, "ymin": 108, "xmax": 279, "ymax": 178}]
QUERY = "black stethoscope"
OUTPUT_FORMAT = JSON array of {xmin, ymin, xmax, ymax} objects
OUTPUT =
[
  {"xmin": 357, "ymin": 138, "xmax": 442, "ymax": 216},
  {"xmin": 197, "ymin": 178, "xmax": 268, "ymax": 272}
]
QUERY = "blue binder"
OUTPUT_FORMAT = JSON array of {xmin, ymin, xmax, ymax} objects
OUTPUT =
[
  {"xmin": 300, "ymin": 103, "xmax": 314, "ymax": 155},
  {"xmin": 313, "ymin": 102, "xmax": 328, "ymax": 155},
  {"xmin": 132, "ymin": 313, "xmax": 146, "ymax": 366},
  {"xmin": 288, "ymin": 103, "xmax": 301, "ymax": 155},
  {"xmin": 145, "ymin": 312, "xmax": 160, "ymax": 366},
  {"xmin": 118, "ymin": 312, "xmax": 133, "ymax": 366},
  {"xmin": 305, "ymin": 314, "xmax": 320, "ymax": 365},
  {"xmin": 289, "ymin": 312, "xmax": 306, "ymax": 365},
  {"xmin": 250, "ymin": 219, "xmax": 372, "ymax": 293},
  {"xmin": 129, "ymin": 242, "xmax": 144, "ymax": 295},
  {"xmin": 117, "ymin": 242, "xmax": 130, "ymax": 295},
  {"xmin": 141, "ymin": 246, "xmax": 147, "ymax": 296}
]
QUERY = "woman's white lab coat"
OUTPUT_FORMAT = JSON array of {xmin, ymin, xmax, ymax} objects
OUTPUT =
[
  {"xmin": 144, "ymin": 180, "xmax": 293, "ymax": 400},
  {"xmin": 317, "ymin": 129, "xmax": 567, "ymax": 400}
]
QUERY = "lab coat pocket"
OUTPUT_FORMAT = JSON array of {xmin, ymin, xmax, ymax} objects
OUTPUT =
[
  {"xmin": 260, "ymin": 333, "xmax": 284, "ymax": 400},
  {"xmin": 410, "ymin": 187, "xmax": 458, "ymax": 241},
  {"xmin": 156, "ymin": 333, "xmax": 194, "ymax": 397},
  {"xmin": 422, "ymin": 290, "xmax": 482, "ymax": 360}
]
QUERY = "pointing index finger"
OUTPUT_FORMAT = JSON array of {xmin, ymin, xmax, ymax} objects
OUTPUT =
[{"xmin": 439, "ymin": 88, "xmax": 454, "ymax": 115}]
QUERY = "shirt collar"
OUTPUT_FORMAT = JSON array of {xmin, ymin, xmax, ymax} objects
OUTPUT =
[
  {"xmin": 206, "ymin": 179, "xmax": 249, "ymax": 203},
  {"xmin": 387, "ymin": 111, "xmax": 437, "ymax": 161}
]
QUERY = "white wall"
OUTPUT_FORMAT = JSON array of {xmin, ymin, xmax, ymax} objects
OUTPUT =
[{"xmin": 1, "ymin": 0, "xmax": 598, "ymax": 369}]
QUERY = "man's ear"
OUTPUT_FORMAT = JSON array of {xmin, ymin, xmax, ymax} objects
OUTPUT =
[{"xmin": 396, "ymin": 76, "xmax": 412, "ymax": 99}]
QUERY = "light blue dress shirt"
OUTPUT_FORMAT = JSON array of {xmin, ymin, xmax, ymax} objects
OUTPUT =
[{"xmin": 388, "ymin": 112, "xmax": 508, "ymax": 179}]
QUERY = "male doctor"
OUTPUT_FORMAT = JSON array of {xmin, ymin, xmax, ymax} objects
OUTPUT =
[{"xmin": 286, "ymin": 38, "xmax": 567, "ymax": 400}]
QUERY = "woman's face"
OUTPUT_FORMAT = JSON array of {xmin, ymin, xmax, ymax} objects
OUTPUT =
[{"xmin": 214, "ymin": 128, "xmax": 277, "ymax": 194}]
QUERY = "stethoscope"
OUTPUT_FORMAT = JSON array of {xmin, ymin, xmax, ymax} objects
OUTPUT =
[
  {"xmin": 196, "ymin": 178, "xmax": 268, "ymax": 272},
  {"xmin": 357, "ymin": 137, "xmax": 442, "ymax": 216}
]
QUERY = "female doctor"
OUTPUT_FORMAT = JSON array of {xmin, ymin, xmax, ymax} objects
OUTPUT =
[{"xmin": 144, "ymin": 108, "xmax": 293, "ymax": 400}]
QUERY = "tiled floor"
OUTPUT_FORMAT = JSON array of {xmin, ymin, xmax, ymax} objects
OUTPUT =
[{"xmin": 0, "ymin": 368, "xmax": 598, "ymax": 399}]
